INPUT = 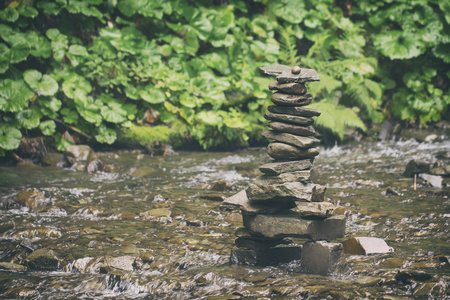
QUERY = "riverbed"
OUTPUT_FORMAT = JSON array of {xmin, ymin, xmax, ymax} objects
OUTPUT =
[{"xmin": 0, "ymin": 138, "xmax": 448, "ymax": 299}]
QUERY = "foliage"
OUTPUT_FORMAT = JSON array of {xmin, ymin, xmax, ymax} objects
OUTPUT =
[{"xmin": 0, "ymin": 0, "xmax": 448, "ymax": 154}]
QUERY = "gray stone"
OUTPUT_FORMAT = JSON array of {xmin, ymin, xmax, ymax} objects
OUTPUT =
[
  {"xmin": 256, "ymin": 170, "xmax": 311, "ymax": 185},
  {"xmin": 242, "ymin": 212, "xmax": 346, "ymax": 240},
  {"xmin": 230, "ymin": 246, "xmax": 302, "ymax": 266},
  {"xmin": 395, "ymin": 270, "xmax": 432, "ymax": 283},
  {"xmin": 267, "ymin": 143, "xmax": 319, "ymax": 160},
  {"xmin": 235, "ymin": 235, "xmax": 292, "ymax": 250},
  {"xmin": 267, "ymin": 122, "xmax": 315, "ymax": 136},
  {"xmin": 259, "ymin": 64, "xmax": 320, "ymax": 83},
  {"xmin": 265, "ymin": 112, "xmax": 314, "ymax": 126},
  {"xmin": 269, "ymin": 81, "xmax": 307, "ymax": 95},
  {"xmin": 419, "ymin": 173, "xmax": 443, "ymax": 188},
  {"xmin": 26, "ymin": 249, "xmax": 60, "ymax": 271},
  {"xmin": 271, "ymin": 92, "xmax": 312, "ymax": 106},
  {"xmin": 16, "ymin": 189, "xmax": 50, "ymax": 212},
  {"xmin": 262, "ymin": 130, "xmax": 320, "ymax": 149},
  {"xmin": 0, "ymin": 262, "xmax": 27, "ymax": 272},
  {"xmin": 259, "ymin": 160, "xmax": 312, "ymax": 175},
  {"xmin": 268, "ymin": 105, "xmax": 321, "ymax": 117},
  {"xmin": 343, "ymin": 237, "xmax": 394, "ymax": 255},
  {"xmin": 430, "ymin": 165, "xmax": 450, "ymax": 176},
  {"xmin": 294, "ymin": 202, "xmax": 336, "ymax": 219},
  {"xmin": 41, "ymin": 152, "xmax": 64, "ymax": 167},
  {"xmin": 246, "ymin": 182, "xmax": 324, "ymax": 203},
  {"xmin": 65, "ymin": 145, "xmax": 96, "ymax": 165},
  {"xmin": 104, "ymin": 256, "xmax": 136, "ymax": 271},
  {"xmin": 259, "ymin": 64, "xmax": 292, "ymax": 76},
  {"xmin": 301, "ymin": 241, "xmax": 344, "ymax": 275},
  {"xmin": 403, "ymin": 160, "xmax": 430, "ymax": 177},
  {"xmin": 221, "ymin": 190, "xmax": 295, "ymax": 214}
]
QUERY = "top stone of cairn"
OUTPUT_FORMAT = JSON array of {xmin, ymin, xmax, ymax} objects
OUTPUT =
[{"xmin": 259, "ymin": 64, "xmax": 320, "ymax": 83}]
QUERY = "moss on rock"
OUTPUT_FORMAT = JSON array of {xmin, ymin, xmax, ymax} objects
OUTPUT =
[{"xmin": 117, "ymin": 122, "xmax": 188, "ymax": 148}]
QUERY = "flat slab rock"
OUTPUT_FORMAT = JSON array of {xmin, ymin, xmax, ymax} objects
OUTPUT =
[
  {"xmin": 301, "ymin": 241, "xmax": 344, "ymax": 275},
  {"xmin": 294, "ymin": 201, "xmax": 336, "ymax": 219},
  {"xmin": 230, "ymin": 246, "xmax": 302, "ymax": 266},
  {"xmin": 269, "ymin": 81, "xmax": 307, "ymax": 95},
  {"xmin": 271, "ymin": 92, "xmax": 312, "ymax": 106},
  {"xmin": 267, "ymin": 142, "xmax": 319, "ymax": 160},
  {"xmin": 267, "ymin": 122, "xmax": 315, "ymax": 137},
  {"xmin": 262, "ymin": 130, "xmax": 320, "ymax": 149},
  {"xmin": 246, "ymin": 182, "xmax": 326, "ymax": 203},
  {"xmin": 256, "ymin": 170, "xmax": 311, "ymax": 185},
  {"xmin": 268, "ymin": 105, "xmax": 321, "ymax": 117},
  {"xmin": 221, "ymin": 190, "xmax": 295, "ymax": 214},
  {"xmin": 259, "ymin": 64, "xmax": 320, "ymax": 83},
  {"xmin": 343, "ymin": 237, "xmax": 394, "ymax": 255},
  {"xmin": 259, "ymin": 159, "xmax": 312, "ymax": 175},
  {"xmin": 242, "ymin": 212, "xmax": 346, "ymax": 241},
  {"xmin": 235, "ymin": 235, "xmax": 292, "ymax": 250}
]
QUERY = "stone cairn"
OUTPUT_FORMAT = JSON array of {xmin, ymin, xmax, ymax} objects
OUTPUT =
[{"xmin": 223, "ymin": 64, "xmax": 346, "ymax": 275}]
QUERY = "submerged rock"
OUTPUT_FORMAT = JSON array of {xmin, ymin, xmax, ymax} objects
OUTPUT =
[
  {"xmin": 301, "ymin": 241, "xmax": 344, "ymax": 275},
  {"xmin": 343, "ymin": 237, "xmax": 394, "ymax": 255},
  {"xmin": 26, "ymin": 249, "xmax": 61, "ymax": 271},
  {"xmin": 230, "ymin": 246, "xmax": 302, "ymax": 266}
]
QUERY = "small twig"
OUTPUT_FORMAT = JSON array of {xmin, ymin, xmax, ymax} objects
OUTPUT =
[
  {"xmin": 53, "ymin": 119, "xmax": 93, "ymax": 140},
  {"xmin": 414, "ymin": 174, "xmax": 417, "ymax": 191}
]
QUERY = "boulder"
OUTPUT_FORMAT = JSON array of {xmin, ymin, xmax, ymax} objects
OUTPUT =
[
  {"xmin": 221, "ymin": 190, "xmax": 295, "ymax": 214},
  {"xmin": 65, "ymin": 145, "xmax": 95, "ymax": 166},
  {"xmin": 395, "ymin": 269, "xmax": 432, "ymax": 283},
  {"xmin": 419, "ymin": 173, "xmax": 443, "ymax": 188},
  {"xmin": 294, "ymin": 202, "xmax": 336, "ymax": 219},
  {"xmin": 246, "ymin": 182, "xmax": 325, "ymax": 203},
  {"xmin": 343, "ymin": 237, "xmax": 394, "ymax": 255},
  {"xmin": 235, "ymin": 235, "xmax": 292, "ymax": 250},
  {"xmin": 26, "ymin": 249, "xmax": 60, "ymax": 271},
  {"xmin": 262, "ymin": 130, "xmax": 320, "ymax": 149},
  {"xmin": 301, "ymin": 241, "xmax": 344, "ymax": 275},
  {"xmin": 271, "ymin": 92, "xmax": 312, "ymax": 106},
  {"xmin": 259, "ymin": 159, "xmax": 312, "ymax": 175},
  {"xmin": 41, "ymin": 152, "xmax": 64, "ymax": 167},
  {"xmin": 242, "ymin": 212, "xmax": 346, "ymax": 240},
  {"xmin": 265, "ymin": 112, "xmax": 314, "ymax": 126},
  {"xmin": 267, "ymin": 143, "xmax": 319, "ymax": 160},
  {"xmin": 430, "ymin": 165, "xmax": 450, "ymax": 176},
  {"xmin": 269, "ymin": 81, "xmax": 307, "ymax": 95},
  {"xmin": 16, "ymin": 190, "xmax": 50, "ymax": 212},
  {"xmin": 230, "ymin": 246, "xmax": 302, "ymax": 266},
  {"xmin": 256, "ymin": 170, "xmax": 311, "ymax": 185},
  {"xmin": 403, "ymin": 160, "xmax": 430, "ymax": 177},
  {"xmin": 104, "ymin": 256, "xmax": 136, "ymax": 271},
  {"xmin": 267, "ymin": 122, "xmax": 316, "ymax": 136},
  {"xmin": 268, "ymin": 105, "xmax": 321, "ymax": 117}
]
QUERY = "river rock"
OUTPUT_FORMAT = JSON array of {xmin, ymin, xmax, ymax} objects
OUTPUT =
[
  {"xmin": 242, "ymin": 212, "xmax": 346, "ymax": 240},
  {"xmin": 343, "ymin": 237, "xmax": 394, "ymax": 255},
  {"xmin": 230, "ymin": 246, "xmax": 302, "ymax": 266},
  {"xmin": 0, "ymin": 262, "xmax": 27, "ymax": 272},
  {"xmin": 268, "ymin": 122, "xmax": 315, "ymax": 136},
  {"xmin": 41, "ymin": 152, "xmax": 64, "ymax": 167},
  {"xmin": 26, "ymin": 249, "xmax": 60, "ymax": 271},
  {"xmin": 419, "ymin": 173, "xmax": 443, "ymax": 188},
  {"xmin": 301, "ymin": 241, "xmax": 344, "ymax": 275},
  {"xmin": 16, "ymin": 189, "xmax": 50, "ymax": 212},
  {"xmin": 259, "ymin": 159, "xmax": 312, "ymax": 175},
  {"xmin": 65, "ymin": 145, "xmax": 96, "ymax": 165},
  {"xmin": 268, "ymin": 105, "xmax": 321, "ymax": 117},
  {"xmin": 246, "ymin": 182, "xmax": 325, "ymax": 203},
  {"xmin": 403, "ymin": 160, "xmax": 430, "ymax": 177},
  {"xmin": 294, "ymin": 202, "xmax": 336, "ymax": 219},
  {"xmin": 271, "ymin": 92, "xmax": 312, "ymax": 106},
  {"xmin": 222, "ymin": 190, "xmax": 295, "ymax": 214},
  {"xmin": 259, "ymin": 65, "xmax": 320, "ymax": 83},
  {"xmin": 267, "ymin": 143, "xmax": 319, "ymax": 160},
  {"xmin": 256, "ymin": 170, "xmax": 311, "ymax": 185},
  {"xmin": 104, "ymin": 256, "xmax": 136, "ymax": 271},
  {"xmin": 265, "ymin": 112, "xmax": 314, "ymax": 126},
  {"xmin": 235, "ymin": 235, "xmax": 292, "ymax": 250},
  {"xmin": 395, "ymin": 269, "xmax": 432, "ymax": 283},
  {"xmin": 262, "ymin": 130, "xmax": 320, "ymax": 149},
  {"xmin": 430, "ymin": 165, "xmax": 450, "ymax": 176},
  {"xmin": 269, "ymin": 81, "xmax": 307, "ymax": 94}
]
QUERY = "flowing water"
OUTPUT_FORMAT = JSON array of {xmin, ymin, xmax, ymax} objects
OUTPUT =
[{"xmin": 0, "ymin": 139, "xmax": 448, "ymax": 299}]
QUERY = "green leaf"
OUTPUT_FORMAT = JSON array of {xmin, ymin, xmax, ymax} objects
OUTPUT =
[
  {"xmin": 24, "ymin": 69, "xmax": 59, "ymax": 96},
  {"xmin": 9, "ymin": 36, "xmax": 30, "ymax": 63},
  {"xmin": 18, "ymin": 5, "xmax": 39, "ymax": 18},
  {"xmin": 55, "ymin": 132, "xmax": 74, "ymax": 151},
  {"xmin": 0, "ymin": 44, "xmax": 10, "ymax": 74},
  {"xmin": 16, "ymin": 107, "xmax": 42, "ymax": 129},
  {"xmin": 62, "ymin": 73, "xmax": 92, "ymax": 101},
  {"xmin": 272, "ymin": 0, "xmax": 306, "ymax": 24},
  {"xmin": 37, "ymin": 1, "xmax": 62, "ymax": 15},
  {"xmin": 95, "ymin": 124, "xmax": 117, "ymax": 144},
  {"xmin": 46, "ymin": 28, "xmax": 68, "ymax": 62},
  {"xmin": 38, "ymin": 96, "xmax": 61, "ymax": 118},
  {"xmin": 27, "ymin": 31, "xmax": 52, "ymax": 58},
  {"xmin": 373, "ymin": 31, "xmax": 425, "ymax": 59},
  {"xmin": 139, "ymin": 86, "xmax": 166, "ymax": 104},
  {"xmin": 0, "ymin": 7, "xmax": 19, "ymax": 22},
  {"xmin": 0, "ymin": 123, "xmax": 22, "ymax": 151},
  {"xmin": 0, "ymin": 79, "xmax": 34, "ymax": 112},
  {"xmin": 61, "ymin": 108, "xmax": 79, "ymax": 124},
  {"xmin": 39, "ymin": 120, "xmax": 56, "ymax": 135},
  {"xmin": 68, "ymin": 45, "xmax": 88, "ymax": 56},
  {"xmin": 99, "ymin": 94, "xmax": 127, "ymax": 123}
]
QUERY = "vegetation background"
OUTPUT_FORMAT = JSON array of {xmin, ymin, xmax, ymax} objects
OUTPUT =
[{"xmin": 0, "ymin": 0, "xmax": 449, "ymax": 155}]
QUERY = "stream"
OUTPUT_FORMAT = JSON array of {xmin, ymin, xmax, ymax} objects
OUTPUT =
[{"xmin": 0, "ymin": 139, "xmax": 448, "ymax": 299}]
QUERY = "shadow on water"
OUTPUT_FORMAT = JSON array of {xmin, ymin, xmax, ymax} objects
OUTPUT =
[{"xmin": 0, "ymin": 140, "xmax": 448, "ymax": 298}]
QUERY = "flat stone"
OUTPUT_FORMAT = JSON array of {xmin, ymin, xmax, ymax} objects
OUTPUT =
[
  {"xmin": 343, "ymin": 237, "xmax": 394, "ymax": 255},
  {"xmin": 268, "ymin": 105, "xmax": 321, "ymax": 117},
  {"xmin": 105, "ymin": 256, "xmax": 136, "ymax": 271},
  {"xmin": 0, "ymin": 262, "xmax": 27, "ymax": 272},
  {"xmin": 221, "ymin": 190, "xmax": 295, "ymax": 214},
  {"xmin": 246, "ymin": 182, "xmax": 324, "ymax": 203},
  {"xmin": 242, "ymin": 212, "xmax": 346, "ymax": 240},
  {"xmin": 230, "ymin": 246, "xmax": 302, "ymax": 266},
  {"xmin": 259, "ymin": 64, "xmax": 292, "ymax": 77},
  {"xmin": 419, "ymin": 173, "xmax": 443, "ymax": 188},
  {"xmin": 271, "ymin": 92, "xmax": 312, "ymax": 106},
  {"xmin": 301, "ymin": 241, "xmax": 344, "ymax": 275},
  {"xmin": 259, "ymin": 64, "xmax": 320, "ymax": 83},
  {"xmin": 294, "ymin": 202, "xmax": 336, "ymax": 219},
  {"xmin": 269, "ymin": 81, "xmax": 307, "ymax": 95},
  {"xmin": 262, "ymin": 130, "xmax": 320, "ymax": 149},
  {"xmin": 26, "ymin": 249, "xmax": 60, "ymax": 271},
  {"xmin": 256, "ymin": 170, "xmax": 311, "ymax": 185},
  {"xmin": 265, "ymin": 112, "xmax": 314, "ymax": 126},
  {"xmin": 259, "ymin": 160, "xmax": 312, "ymax": 175},
  {"xmin": 268, "ymin": 122, "xmax": 315, "ymax": 136},
  {"xmin": 267, "ymin": 143, "xmax": 319, "ymax": 160},
  {"xmin": 235, "ymin": 235, "xmax": 292, "ymax": 250}
]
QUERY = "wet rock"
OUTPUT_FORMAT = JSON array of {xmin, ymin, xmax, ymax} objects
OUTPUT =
[
  {"xmin": 259, "ymin": 159, "xmax": 312, "ymax": 175},
  {"xmin": 265, "ymin": 112, "xmax": 314, "ymax": 126},
  {"xmin": 221, "ymin": 190, "xmax": 295, "ymax": 214},
  {"xmin": 104, "ymin": 255, "xmax": 136, "ymax": 271},
  {"xmin": 199, "ymin": 192, "xmax": 226, "ymax": 202},
  {"xmin": 141, "ymin": 208, "xmax": 171, "ymax": 218},
  {"xmin": 65, "ymin": 145, "xmax": 95, "ymax": 165},
  {"xmin": 230, "ymin": 246, "xmax": 302, "ymax": 266},
  {"xmin": 256, "ymin": 170, "xmax": 311, "ymax": 184},
  {"xmin": 41, "ymin": 152, "xmax": 64, "ymax": 167},
  {"xmin": 430, "ymin": 165, "xmax": 450, "ymax": 176},
  {"xmin": 118, "ymin": 211, "xmax": 138, "ymax": 220},
  {"xmin": 243, "ymin": 212, "xmax": 346, "ymax": 240},
  {"xmin": 419, "ymin": 173, "xmax": 443, "ymax": 188},
  {"xmin": 378, "ymin": 119, "xmax": 394, "ymax": 141},
  {"xmin": 413, "ymin": 282, "xmax": 443, "ymax": 297},
  {"xmin": 246, "ymin": 182, "xmax": 325, "ymax": 203},
  {"xmin": 268, "ymin": 105, "xmax": 321, "ymax": 117},
  {"xmin": 69, "ymin": 257, "xmax": 103, "ymax": 273},
  {"xmin": 16, "ymin": 189, "xmax": 50, "ymax": 212},
  {"xmin": 301, "ymin": 241, "xmax": 344, "ymax": 275},
  {"xmin": 380, "ymin": 257, "xmax": 406, "ymax": 268},
  {"xmin": 355, "ymin": 276, "xmax": 383, "ymax": 286},
  {"xmin": 139, "ymin": 251, "xmax": 155, "ymax": 263},
  {"xmin": 0, "ymin": 262, "xmax": 27, "ymax": 272},
  {"xmin": 400, "ymin": 128, "xmax": 435, "ymax": 142},
  {"xmin": 13, "ymin": 228, "xmax": 62, "ymax": 239},
  {"xmin": 210, "ymin": 181, "xmax": 230, "ymax": 191},
  {"xmin": 267, "ymin": 143, "xmax": 319, "ymax": 160},
  {"xmin": 385, "ymin": 187, "xmax": 403, "ymax": 196},
  {"xmin": 262, "ymin": 130, "xmax": 320, "ymax": 149},
  {"xmin": 269, "ymin": 81, "xmax": 307, "ymax": 95},
  {"xmin": 294, "ymin": 202, "xmax": 336, "ymax": 219},
  {"xmin": 235, "ymin": 235, "xmax": 292, "ymax": 250},
  {"xmin": 26, "ymin": 249, "xmax": 60, "ymax": 271},
  {"xmin": 128, "ymin": 166, "xmax": 160, "ymax": 177},
  {"xmin": 119, "ymin": 244, "xmax": 140, "ymax": 255},
  {"xmin": 4, "ymin": 287, "xmax": 38, "ymax": 298},
  {"xmin": 403, "ymin": 160, "xmax": 430, "ymax": 177},
  {"xmin": 268, "ymin": 122, "xmax": 316, "ymax": 136},
  {"xmin": 395, "ymin": 269, "xmax": 432, "ymax": 283},
  {"xmin": 271, "ymin": 92, "xmax": 312, "ymax": 106},
  {"xmin": 343, "ymin": 237, "xmax": 394, "ymax": 255}
]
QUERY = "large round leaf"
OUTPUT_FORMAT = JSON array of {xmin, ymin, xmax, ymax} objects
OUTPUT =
[
  {"xmin": 0, "ymin": 44, "xmax": 10, "ymax": 74},
  {"xmin": 373, "ymin": 31, "xmax": 425, "ymax": 59},
  {"xmin": 62, "ymin": 73, "xmax": 92, "ymax": 100},
  {"xmin": 16, "ymin": 107, "xmax": 42, "ymax": 129},
  {"xmin": 0, "ymin": 79, "xmax": 34, "ymax": 112},
  {"xmin": 95, "ymin": 124, "xmax": 117, "ymax": 144},
  {"xmin": 39, "ymin": 120, "xmax": 56, "ymax": 136},
  {"xmin": 24, "ymin": 69, "xmax": 59, "ymax": 96},
  {"xmin": 0, "ymin": 123, "xmax": 22, "ymax": 150},
  {"xmin": 139, "ymin": 86, "xmax": 165, "ymax": 104}
]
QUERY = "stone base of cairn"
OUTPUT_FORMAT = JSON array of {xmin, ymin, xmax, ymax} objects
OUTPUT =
[{"xmin": 224, "ymin": 65, "xmax": 346, "ymax": 275}]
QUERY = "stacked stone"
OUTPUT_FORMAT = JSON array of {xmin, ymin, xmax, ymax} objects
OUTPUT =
[{"xmin": 225, "ymin": 65, "xmax": 346, "ymax": 275}]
